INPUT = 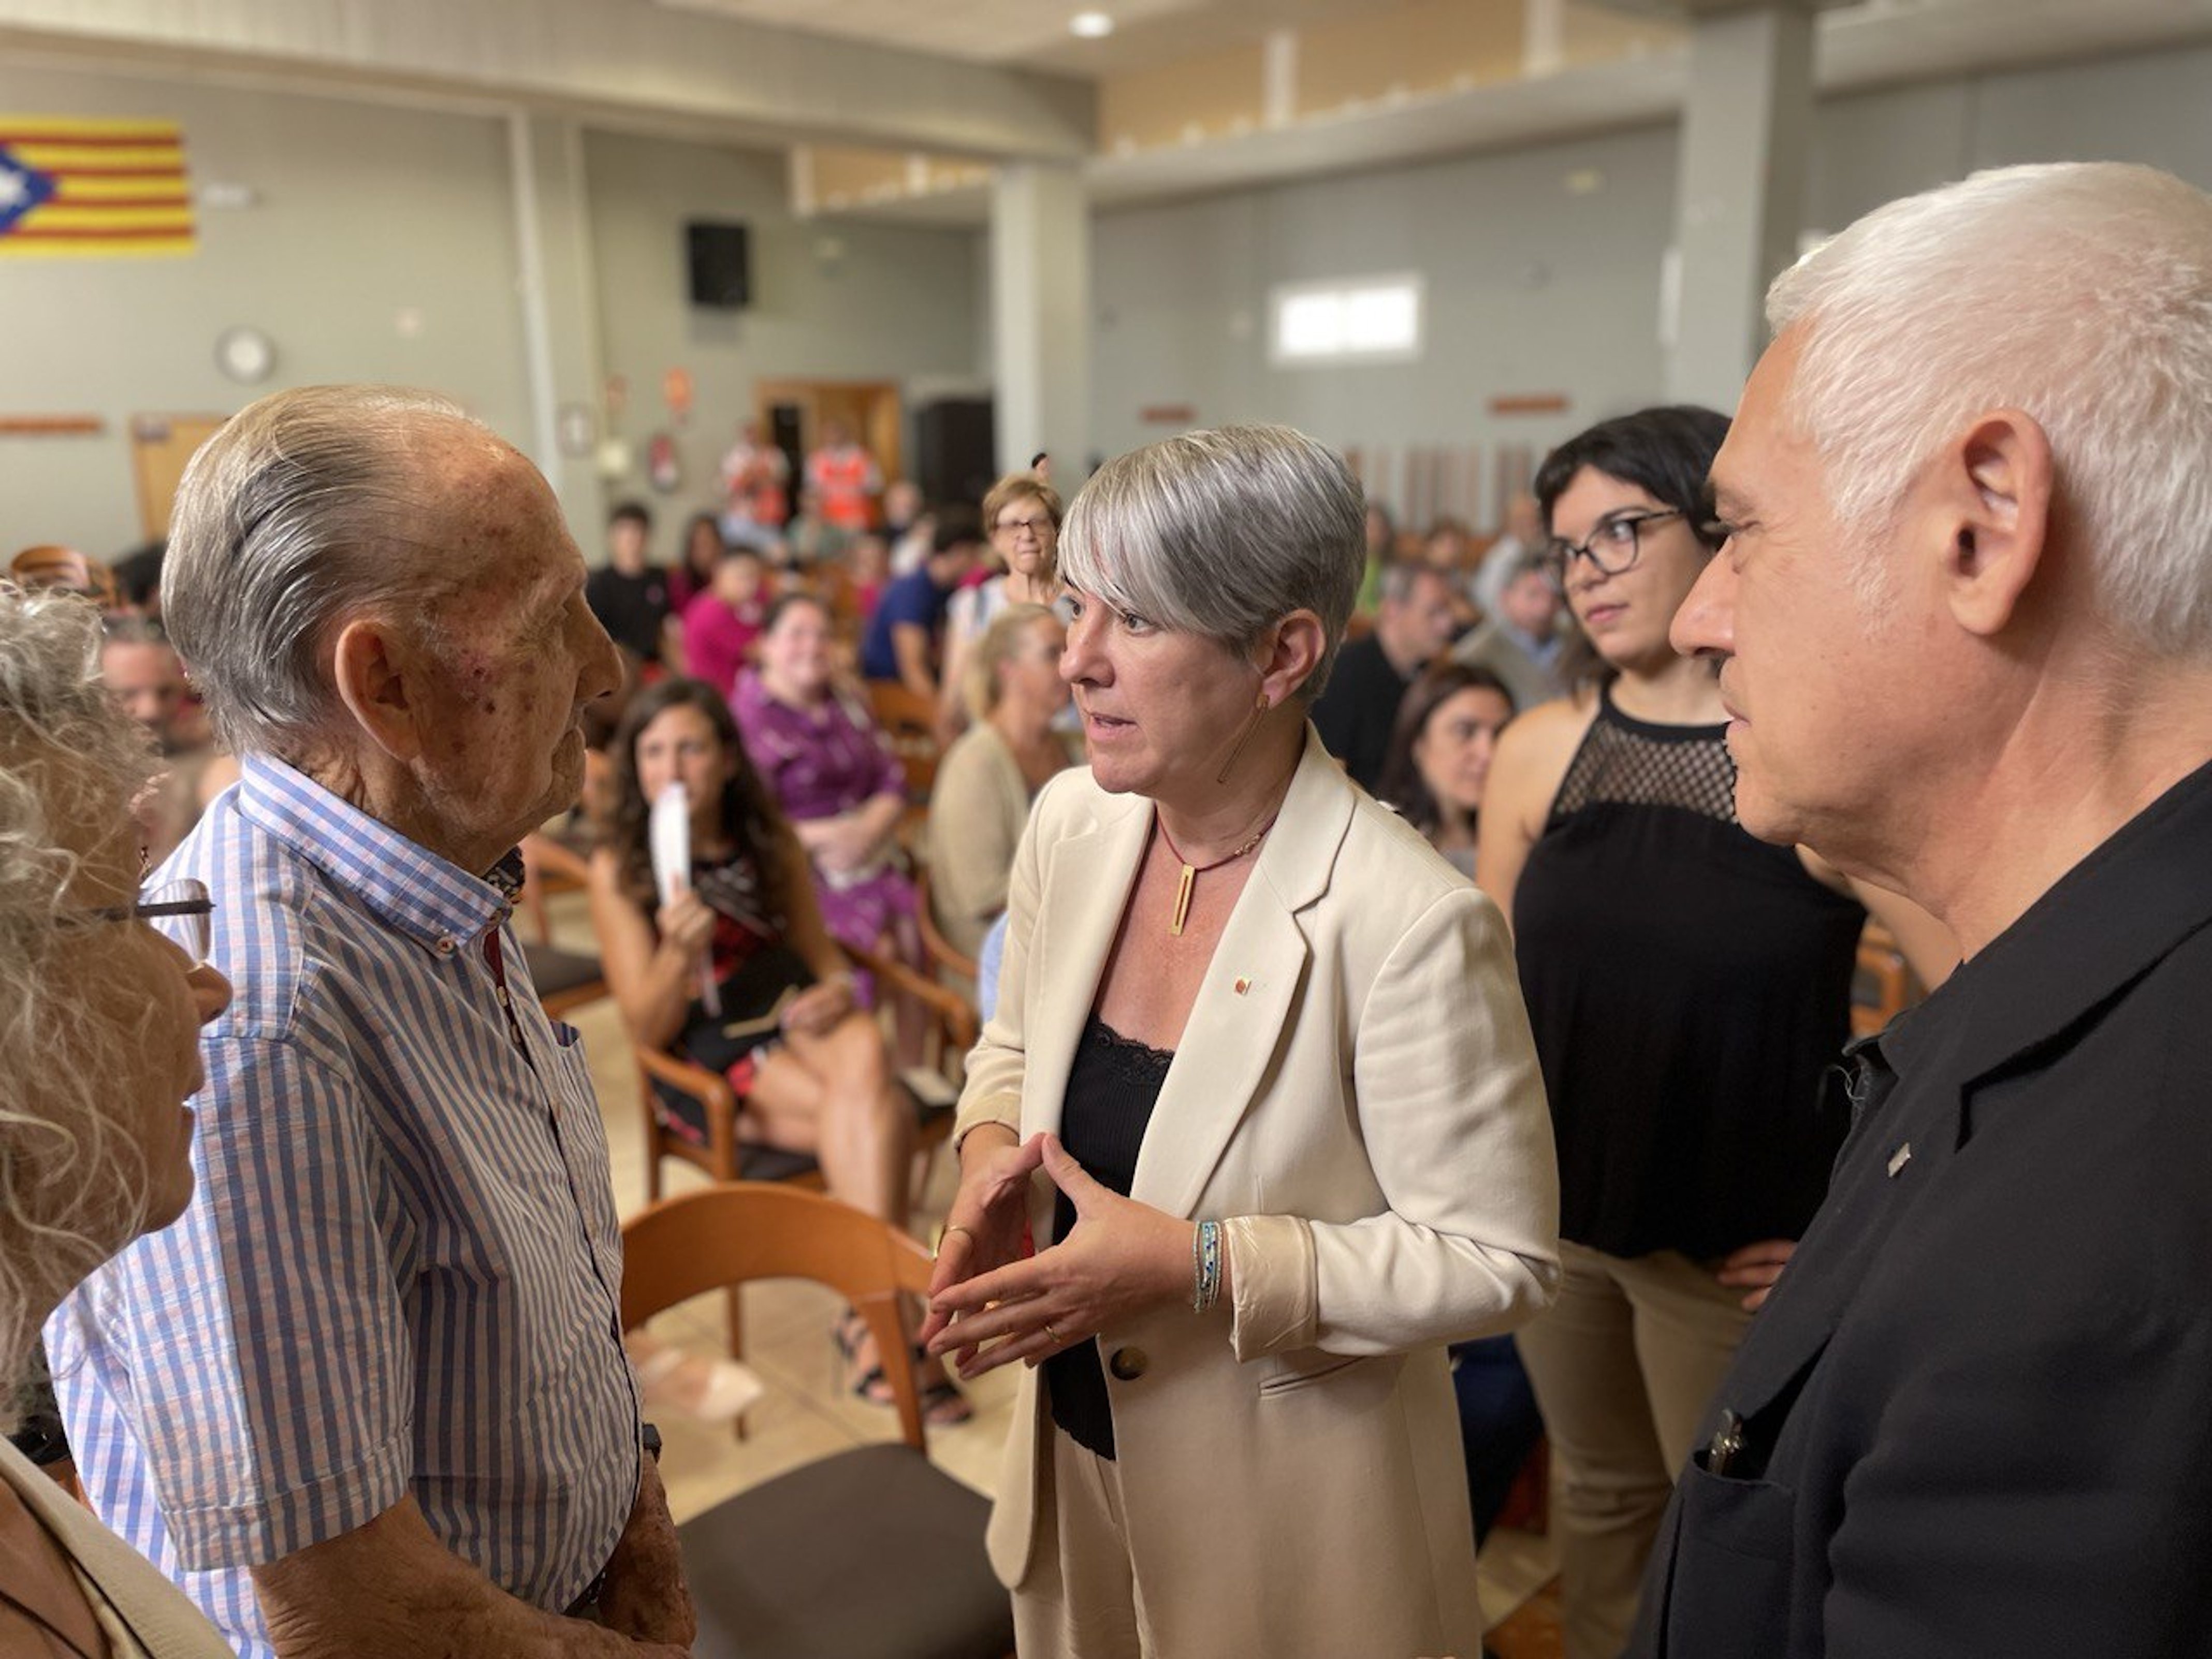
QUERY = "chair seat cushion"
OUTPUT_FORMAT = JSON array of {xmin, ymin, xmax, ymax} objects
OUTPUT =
[
  {"xmin": 521, "ymin": 942, "xmax": 604, "ymax": 997},
  {"xmin": 680, "ymin": 1442, "xmax": 1011, "ymax": 1659}
]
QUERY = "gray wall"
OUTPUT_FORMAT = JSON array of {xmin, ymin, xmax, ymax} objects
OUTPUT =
[
  {"xmin": 583, "ymin": 128, "xmax": 982, "ymax": 553},
  {"xmin": 1090, "ymin": 40, "xmax": 2212, "ymax": 527},
  {"xmin": 0, "ymin": 63, "xmax": 533, "ymax": 561}
]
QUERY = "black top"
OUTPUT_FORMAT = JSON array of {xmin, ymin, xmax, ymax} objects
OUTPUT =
[
  {"xmin": 1513, "ymin": 686, "xmax": 1864, "ymax": 1259},
  {"xmin": 1043, "ymin": 1014, "xmax": 1173, "ymax": 1460},
  {"xmin": 1310, "ymin": 633, "xmax": 1412, "ymax": 792},
  {"xmin": 586, "ymin": 564, "xmax": 672, "ymax": 662},
  {"xmin": 1632, "ymin": 756, "xmax": 2212, "ymax": 1659}
]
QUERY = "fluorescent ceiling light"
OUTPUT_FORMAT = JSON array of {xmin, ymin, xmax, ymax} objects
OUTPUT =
[{"xmin": 1070, "ymin": 11, "xmax": 1115, "ymax": 38}]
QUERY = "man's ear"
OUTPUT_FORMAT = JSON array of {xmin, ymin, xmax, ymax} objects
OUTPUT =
[
  {"xmin": 1933, "ymin": 409, "xmax": 2054, "ymax": 639},
  {"xmin": 1256, "ymin": 608, "xmax": 1328, "ymax": 707},
  {"xmin": 328, "ymin": 618, "xmax": 426, "ymax": 763}
]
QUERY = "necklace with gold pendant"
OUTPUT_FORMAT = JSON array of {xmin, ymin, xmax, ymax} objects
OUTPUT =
[{"xmin": 1157, "ymin": 813, "xmax": 1277, "ymax": 937}]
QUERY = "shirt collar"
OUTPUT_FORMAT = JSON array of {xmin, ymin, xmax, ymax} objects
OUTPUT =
[
  {"xmin": 1884, "ymin": 754, "xmax": 2212, "ymax": 1090},
  {"xmin": 235, "ymin": 754, "xmax": 519, "ymax": 955}
]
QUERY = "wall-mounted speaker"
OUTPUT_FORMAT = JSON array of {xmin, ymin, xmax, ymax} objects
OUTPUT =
[{"xmin": 686, "ymin": 221, "xmax": 751, "ymax": 309}]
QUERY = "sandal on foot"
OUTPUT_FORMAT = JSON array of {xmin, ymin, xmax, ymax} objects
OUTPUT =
[{"xmin": 834, "ymin": 1314, "xmax": 896, "ymax": 1407}]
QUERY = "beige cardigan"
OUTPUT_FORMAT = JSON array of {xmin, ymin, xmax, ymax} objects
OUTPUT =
[
  {"xmin": 955, "ymin": 727, "xmax": 1561, "ymax": 1658},
  {"xmin": 924, "ymin": 722, "xmax": 1034, "ymax": 960}
]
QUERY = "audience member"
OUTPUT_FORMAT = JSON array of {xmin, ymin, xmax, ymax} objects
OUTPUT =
[
  {"xmin": 667, "ymin": 510, "xmax": 726, "ymax": 613},
  {"xmin": 1, "ymin": 583, "xmax": 236, "ymax": 1658},
  {"xmin": 1453, "ymin": 550, "xmax": 1567, "ymax": 709},
  {"xmin": 1472, "ymin": 493, "xmax": 1546, "ymax": 616},
  {"xmin": 783, "ymin": 484, "xmax": 851, "ymax": 569},
  {"xmin": 677, "ymin": 540, "xmax": 768, "ymax": 700},
  {"xmin": 1311, "ymin": 559, "xmax": 1458, "ymax": 790},
  {"xmin": 50, "ymin": 386, "xmax": 693, "ymax": 1659},
  {"xmin": 925, "ymin": 603, "xmax": 1071, "ymax": 959},
  {"xmin": 846, "ymin": 532, "xmax": 891, "ymax": 623},
  {"xmin": 718, "ymin": 418, "xmax": 790, "ymax": 542},
  {"xmin": 586, "ymin": 499, "xmax": 675, "ymax": 668},
  {"xmin": 861, "ymin": 505, "xmax": 986, "ymax": 699},
  {"xmin": 881, "ymin": 477, "xmax": 926, "ymax": 546},
  {"xmin": 922, "ymin": 423, "xmax": 1559, "ymax": 1659},
  {"xmin": 588, "ymin": 678, "xmax": 967, "ymax": 1421},
  {"xmin": 111, "ymin": 537, "xmax": 168, "ymax": 615},
  {"xmin": 940, "ymin": 471, "xmax": 1065, "ymax": 733},
  {"xmin": 733, "ymin": 592, "xmax": 920, "ymax": 971},
  {"xmin": 1358, "ymin": 500, "xmax": 1396, "ymax": 612},
  {"xmin": 1475, "ymin": 406, "xmax": 1951, "ymax": 1659},
  {"xmin": 1377, "ymin": 660, "xmax": 1517, "ymax": 877},
  {"xmin": 1631, "ymin": 161, "xmax": 2212, "ymax": 1659},
  {"xmin": 99, "ymin": 614, "xmax": 211, "ymax": 864},
  {"xmin": 805, "ymin": 418, "xmax": 882, "ymax": 532}
]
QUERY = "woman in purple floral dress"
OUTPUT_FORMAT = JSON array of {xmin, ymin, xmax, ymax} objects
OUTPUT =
[{"xmin": 731, "ymin": 592, "xmax": 922, "ymax": 976}]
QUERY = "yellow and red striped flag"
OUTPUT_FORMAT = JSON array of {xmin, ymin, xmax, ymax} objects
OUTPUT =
[{"xmin": 0, "ymin": 117, "xmax": 194, "ymax": 258}]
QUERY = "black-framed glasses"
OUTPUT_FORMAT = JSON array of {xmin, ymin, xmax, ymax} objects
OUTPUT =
[
  {"xmin": 74, "ymin": 878, "xmax": 213, "ymax": 968},
  {"xmin": 1540, "ymin": 508, "xmax": 1685, "ymax": 579}
]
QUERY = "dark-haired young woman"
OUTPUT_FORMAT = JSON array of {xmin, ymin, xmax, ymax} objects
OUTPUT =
[
  {"xmin": 589, "ymin": 676, "xmax": 967, "ymax": 1419},
  {"xmin": 1475, "ymin": 406, "xmax": 1952, "ymax": 1659},
  {"xmin": 1376, "ymin": 660, "xmax": 1517, "ymax": 878}
]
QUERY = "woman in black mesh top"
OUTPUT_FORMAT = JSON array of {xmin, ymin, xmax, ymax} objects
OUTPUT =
[{"xmin": 1475, "ymin": 406, "xmax": 1953, "ymax": 1659}]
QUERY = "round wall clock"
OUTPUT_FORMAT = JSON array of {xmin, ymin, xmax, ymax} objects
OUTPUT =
[{"xmin": 215, "ymin": 326, "xmax": 276, "ymax": 384}]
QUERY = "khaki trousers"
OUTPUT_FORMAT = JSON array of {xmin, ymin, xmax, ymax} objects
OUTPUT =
[
  {"xmin": 1012, "ymin": 1427, "xmax": 1159, "ymax": 1659},
  {"xmin": 1512, "ymin": 1240, "xmax": 1753, "ymax": 1659}
]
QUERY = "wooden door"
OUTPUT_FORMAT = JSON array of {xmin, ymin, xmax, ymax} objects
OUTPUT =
[
  {"xmin": 130, "ymin": 413, "xmax": 230, "ymax": 541},
  {"xmin": 754, "ymin": 379, "xmax": 904, "ymax": 514}
]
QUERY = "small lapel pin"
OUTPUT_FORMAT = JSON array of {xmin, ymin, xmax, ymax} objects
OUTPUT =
[
  {"xmin": 1233, "ymin": 976, "xmax": 1251, "ymax": 996},
  {"xmin": 1887, "ymin": 1142, "xmax": 1913, "ymax": 1178}
]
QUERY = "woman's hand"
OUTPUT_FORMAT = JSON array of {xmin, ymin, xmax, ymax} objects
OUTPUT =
[
  {"xmin": 779, "ymin": 978, "xmax": 853, "ymax": 1038},
  {"xmin": 654, "ymin": 887, "xmax": 716, "ymax": 956},
  {"xmin": 808, "ymin": 813, "xmax": 878, "ymax": 875},
  {"xmin": 1716, "ymin": 1238, "xmax": 1797, "ymax": 1313},
  {"xmin": 919, "ymin": 1128, "xmax": 1047, "ymax": 1364},
  {"xmin": 925, "ymin": 1135, "xmax": 1192, "ymax": 1380}
]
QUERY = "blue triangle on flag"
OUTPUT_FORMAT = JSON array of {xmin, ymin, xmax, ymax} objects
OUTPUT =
[{"xmin": 0, "ymin": 148, "xmax": 59, "ymax": 234}]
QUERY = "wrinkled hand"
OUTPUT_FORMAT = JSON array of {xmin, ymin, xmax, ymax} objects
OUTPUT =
[
  {"xmin": 596, "ymin": 1455, "xmax": 695, "ymax": 1649},
  {"xmin": 780, "ymin": 979, "xmax": 853, "ymax": 1038},
  {"xmin": 918, "ymin": 1129, "xmax": 1046, "ymax": 1362},
  {"xmin": 1715, "ymin": 1238, "xmax": 1797, "ymax": 1313},
  {"xmin": 654, "ymin": 886, "xmax": 716, "ymax": 955},
  {"xmin": 926, "ymin": 1134, "xmax": 1189, "ymax": 1379}
]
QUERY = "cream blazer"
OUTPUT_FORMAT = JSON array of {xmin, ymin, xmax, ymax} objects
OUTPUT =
[
  {"xmin": 0, "ymin": 1436, "xmax": 234, "ymax": 1659},
  {"xmin": 956, "ymin": 727, "xmax": 1561, "ymax": 1659}
]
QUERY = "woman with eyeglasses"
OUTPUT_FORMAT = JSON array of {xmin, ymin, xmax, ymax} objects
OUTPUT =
[
  {"xmin": 937, "ymin": 471, "xmax": 1065, "ymax": 738},
  {"xmin": 1, "ymin": 584, "xmax": 235, "ymax": 1656},
  {"xmin": 1475, "ymin": 408, "xmax": 1954, "ymax": 1659}
]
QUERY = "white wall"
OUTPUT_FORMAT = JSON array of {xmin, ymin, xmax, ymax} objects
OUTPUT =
[
  {"xmin": 581, "ymin": 129, "xmax": 983, "ymax": 553},
  {"xmin": 1090, "ymin": 40, "xmax": 2212, "ymax": 526},
  {"xmin": 0, "ymin": 63, "xmax": 534, "ymax": 559}
]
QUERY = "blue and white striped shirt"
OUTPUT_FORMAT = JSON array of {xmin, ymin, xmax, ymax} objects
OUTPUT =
[{"xmin": 48, "ymin": 756, "xmax": 640, "ymax": 1658}]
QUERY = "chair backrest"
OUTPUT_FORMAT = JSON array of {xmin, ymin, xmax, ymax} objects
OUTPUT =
[
  {"xmin": 621, "ymin": 1185, "xmax": 940, "ymax": 1449},
  {"xmin": 866, "ymin": 679, "xmax": 943, "ymax": 802}
]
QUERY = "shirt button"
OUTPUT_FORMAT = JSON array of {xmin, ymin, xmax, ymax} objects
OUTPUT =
[
  {"xmin": 1108, "ymin": 1346, "xmax": 1148, "ymax": 1382},
  {"xmin": 434, "ymin": 936, "xmax": 457, "ymax": 956}
]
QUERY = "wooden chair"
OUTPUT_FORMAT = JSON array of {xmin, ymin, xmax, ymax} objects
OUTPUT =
[
  {"xmin": 621, "ymin": 1186, "xmax": 1015, "ymax": 1659},
  {"xmin": 517, "ymin": 828, "xmax": 608, "ymax": 1020},
  {"xmin": 1851, "ymin": 921, "xmax": 1916, "ymax": 1038},
  {"xmin": 866, "ymin": 678, "xmax": 944, "ymax": 804}
]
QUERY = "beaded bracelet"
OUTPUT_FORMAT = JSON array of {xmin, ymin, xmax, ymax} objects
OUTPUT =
[{"xmin": 1191, "ymin": 1218, "xmax": 1224, "ymax": 1314}]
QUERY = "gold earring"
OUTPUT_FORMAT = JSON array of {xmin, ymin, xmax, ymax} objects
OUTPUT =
[{"xmin": 1215, "ymin": 690, "xmax": 1271, "ymax": 785}]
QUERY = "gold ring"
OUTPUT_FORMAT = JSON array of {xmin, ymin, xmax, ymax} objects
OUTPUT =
[
  {"xmin": 1043, "ymin": 1321, "xmax": 1064, "ymax": 1345},
  {"xmin": 939, "ymin": 1223, "xmax": 976, "ymax": 1250}
]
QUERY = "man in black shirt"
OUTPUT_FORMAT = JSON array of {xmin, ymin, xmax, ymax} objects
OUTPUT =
[
  {"xmin": 1636, "ymin": 161, "xmax": 2212, "ymax": 1658},
  {"xmin": 1311, "ymin": 561, "xmax": 1456, "ymax": 791},
  {"xmin": 585, "ymin": 499, "xmax": 671, "ymax": 666}
]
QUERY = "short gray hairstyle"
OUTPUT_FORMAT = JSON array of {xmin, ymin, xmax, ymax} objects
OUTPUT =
[
  {"xmin": 162, "ymin": 385, "xmax": 490, "ymax": 755},
  {"xmin": 1057, "ymin": 424, "xmax": 1363, "ymax": 702},
  {"xmin": 1771, "ymin": 162, "xmax": 2212, "ymax": 658},
  {"xmin": 0, "ymin": 586, "xmax": 159, "ymax": 1423}
]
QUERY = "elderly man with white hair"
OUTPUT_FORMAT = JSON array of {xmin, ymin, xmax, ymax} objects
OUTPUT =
[
  {"xmin": 48, "ymin": 386, "xmax": 696, "ymax": 1658},
  {"xmin": 1630, "ymin": 162, "xmax": 2212, "ymax": 1656}
]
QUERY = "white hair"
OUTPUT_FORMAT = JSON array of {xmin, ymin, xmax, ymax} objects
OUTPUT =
[
  {"xmin": 161, "ymin": 384, "xmax": 492, "ymax": 755},
  {"xmin": 1058, "ymin": 424, "xmax": 1364, "ymax": 702},
  {"xmin": 0, "ymin": 586, "xmax": 158, "ymax": 1424},
  {"xmin": 1770, "ymin": 162, "xmax": 2212, "ymax": 658}
]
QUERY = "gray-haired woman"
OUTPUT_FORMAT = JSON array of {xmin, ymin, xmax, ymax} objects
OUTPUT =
[
  {"xmin": 1, "ymin": 584, "xmax": 234, "ymax": 1655},
  {"xmin": 920, "ymin": 425, "xmax": 1561, "ymax": 1659}
]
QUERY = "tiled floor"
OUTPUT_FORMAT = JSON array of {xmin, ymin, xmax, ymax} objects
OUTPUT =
[{"xmin": 548, "ymin": 890, "xmax": 1560, "ymax": 1641}]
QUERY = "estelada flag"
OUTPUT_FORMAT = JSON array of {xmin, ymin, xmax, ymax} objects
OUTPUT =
[{"xmin": 0, "ymin": 117, "xmax": 194, "ymax": 258}]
